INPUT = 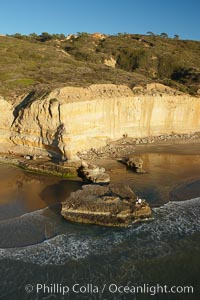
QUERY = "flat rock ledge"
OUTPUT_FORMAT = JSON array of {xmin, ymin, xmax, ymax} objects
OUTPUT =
[
  {"xmin": 0, "ymin": 154, "xmax": 79, "ymax": 178},
  {"xmin": 61, "ymin": 185, "xmax": 152, "ymax": 227}
]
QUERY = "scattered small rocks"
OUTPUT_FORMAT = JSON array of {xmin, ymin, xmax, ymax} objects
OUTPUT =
[
  {"xmin": 24, "ymin": 155, "xmax": 31, "ymax": 160},
  {"xmin": 77, "ymin": 132, "xmax": 200, "ymax": 160},
  {"xmin": 78, "ymin": 143, "xmax": 135, "ymax": 160},
  {"xmin": 24, "ymin": 154, "xmax": 37, "ymax": 160}
]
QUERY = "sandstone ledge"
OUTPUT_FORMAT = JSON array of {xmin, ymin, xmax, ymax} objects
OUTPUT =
[
  {"xmin": 0, "ymin": 154, "xmax": 79, "ymax": 178},
  {"xmin": 61, "ymin": 185, "xmax": 152, "ymax": 227}
]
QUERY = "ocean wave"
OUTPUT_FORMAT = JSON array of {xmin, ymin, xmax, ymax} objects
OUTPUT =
[{"xmin": 0, "ymin": 197, "xmax": 200, "ymax": 265}]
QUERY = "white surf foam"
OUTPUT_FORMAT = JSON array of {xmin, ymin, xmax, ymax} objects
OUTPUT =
[{"xmin": 0, "ymin": 197, "xmax": 200, "ymax": 265}]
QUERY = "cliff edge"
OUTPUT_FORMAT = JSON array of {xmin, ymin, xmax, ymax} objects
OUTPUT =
[{"xmin": 0, "ymin": 83, "xmax": 200, "ymax": 160}]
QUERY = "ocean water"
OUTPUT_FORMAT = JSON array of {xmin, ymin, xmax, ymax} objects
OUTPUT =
[
  {"xmin": 1, "ymin": 198, "xmax": 200, "ymax": 264},
  {"xmin": 0, "ymin": 149, "xmax": 200, "ymax": 300}
]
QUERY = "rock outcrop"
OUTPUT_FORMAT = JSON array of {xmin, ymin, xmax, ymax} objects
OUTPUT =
[
  {"xmin": 0, "ymin": 97, "xmax": 14, "ymax": 152},
  {"xmin": 104, "ymin": 57, "xmax": 116, "ymax": 68},
  {"xmin": 61, "ymin": 184, "xmax": 152, "ymax": 227},
  {"xmin": 125, "ymin": 157, "xmax": 146, "ymax": 173},
  {"xmin": 79, "ymin": 161, "xmax": 110, "ymax": 184},
  {"xmin": 0, "ymin": 83, "xmax": 199, "ymax": 160}
]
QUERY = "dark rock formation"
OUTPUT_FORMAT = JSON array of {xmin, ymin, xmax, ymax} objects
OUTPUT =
[{"xmin": 61, "ymin": 184, "xmax": 152, "ymax": 227}]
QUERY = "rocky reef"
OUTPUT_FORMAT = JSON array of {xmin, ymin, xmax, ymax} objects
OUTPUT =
[
  {"xmin": 0, "ymin": 154, "xmax": 79, "ymax": 178},
  {"xmin": 78, "ymin": 160, "xmax": 110, "ymax": 184},
  {"xmin": 61, "ymin": 184, "xmax": 152, "ymax": 227}
]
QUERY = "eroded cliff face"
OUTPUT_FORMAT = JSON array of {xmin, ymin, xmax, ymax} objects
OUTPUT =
[
  {"xmin": 2, "ymin": 84, "xmax": 200, "ymax": 160},
  {"xmin": 0, "ymin": 97, "xmax": 14, "ymax": 152}
]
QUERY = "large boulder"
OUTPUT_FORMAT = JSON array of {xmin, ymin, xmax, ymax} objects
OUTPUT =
[
  {"xmin": 61, "ymin": 184, "xmax": 152, "ymax": 227},
  {"xmin": 125, "ymin": 156, "xmax": 146, "ymax": 173},
  {"xmin": 78, "ymin": 160, "xmax": 110, "ymax": 184}
]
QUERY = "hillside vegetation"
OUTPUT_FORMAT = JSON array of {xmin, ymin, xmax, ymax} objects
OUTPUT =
[{"xmin": 0, "ymin": 32, "xmax": 200, "ymax": 100}]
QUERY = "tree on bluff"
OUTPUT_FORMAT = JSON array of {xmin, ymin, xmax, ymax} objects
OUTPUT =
[
  {"xmin": 160, "ymin": 32, "xmax": 169, "ymax": 38},
  {"xmin": 174, "ymin": 34, "xmax": 180, "ymax": 40},
  {"xmin": 39, "ymin": 32, "xmax": 54, "ymax": 42},
  {"xmin": 147, "ymin": 31, "xmax": 155, "ymax": 36}
]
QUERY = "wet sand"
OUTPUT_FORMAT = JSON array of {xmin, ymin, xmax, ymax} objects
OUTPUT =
[
  {"xmin": 135, "ymin": 141, "xmax": 200, "ymax": 155},
  {"xmin": 0, "ymin": 142, "xmax": 200, "ymax": 220},
  {"xmin": 0, "ymin": 143, "xmax": 200, "ymax": 299},
  {"xmin": 0, "ymin": 163, "xmax": 82, "ymax": 221},
  {"xmin": 92, "ymin": 142, "xmax": 200, "ymax": 206}
]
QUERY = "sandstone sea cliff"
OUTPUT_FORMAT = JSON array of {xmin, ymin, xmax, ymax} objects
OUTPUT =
[{"xmin": 0, "ymin": 83, "xmax": 200, "ymax": 160}]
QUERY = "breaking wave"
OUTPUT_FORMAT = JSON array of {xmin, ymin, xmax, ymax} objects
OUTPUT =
[{"xmin": 0, "ymin": 197, "xmax": 200, "ymax": 265}]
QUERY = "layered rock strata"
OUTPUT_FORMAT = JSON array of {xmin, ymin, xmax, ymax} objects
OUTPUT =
[
  {"xmin": 0, "ymin": 97, "xmax": 14, "ymax": 152},
  {"xmin": 61, "ymin": 184, "xmax": 152, "ymax": 227},
  {"xmin": 0, "ymin": 84, "xmax": 200, "ymax": 160}
]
